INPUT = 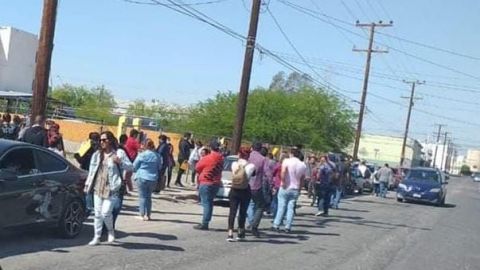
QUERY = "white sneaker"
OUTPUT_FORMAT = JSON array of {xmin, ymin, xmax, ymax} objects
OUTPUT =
[
  {"xmin": 315, "ymin": 211, "xmax": 323, "ymax": 216},
  {"xmin": 88, "ymin": 238, "xmax": 100, "ymax": 246},
  {"xmin": 108, "ymin": 232, "xmax": 115, "ymax": 243}
]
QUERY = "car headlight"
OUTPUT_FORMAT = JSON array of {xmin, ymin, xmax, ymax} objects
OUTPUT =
[
  {"xmin": 398, "ymin": 183, "xmax": 407, "ymax": 190},
  {"xmin": 429, "ymin": 188, "xmax": 441, "ymax": 193}
]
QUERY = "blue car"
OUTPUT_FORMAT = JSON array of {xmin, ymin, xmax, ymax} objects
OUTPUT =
[{"xmin": 396, "ymin": 167, "xmax": 448, "ymax": 206}]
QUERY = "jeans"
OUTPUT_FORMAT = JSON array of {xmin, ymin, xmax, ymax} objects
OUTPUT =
[
  {"xmin": 247, "ymin": 199, "xmax": 255, "ymax": 226},
  {"xmin": 249, "ymin": 189, "xmax": 266, "ymax": 229},
  {"xmin": 191, "ymin": 161, "xmax": 198, "ymax": 184},
  {"xmin": 374, "ymin": 183, "xmax": 380, "ymax": 196},
  {"xmin": 270, "ymin": 191, "xmax": 279, "ymax": 220},
  {"xmin": 137, "ymin": 179, "xmax": 156, "ymax": 217},
  {"xmin": 167, "ymin": 165, "xmax": 173, "ymax": 187},
  {"xmin": 228, "ymin": 188, "xmax": 251, "ymax": 230},
  {"xmin": 379, "ymin": 182, "xmax": 388, "ymax": 198},
  {"xmin": 199, "ymin": 184, "xmax": 219, "ymax": 226},
  {"xmin": 93, "ymin": 194, "xmax": 117, "ymax": 239},
  {"xmin": 331, "ymin": 187, "xmax": 342, "ymax": 209},
  {"xmin": 273, "ymin": 188, "xmax": 300, "ymax": 230},
  {"xmin": 316, "ymin": 183, "xmax": 332, "ymax": 214}
]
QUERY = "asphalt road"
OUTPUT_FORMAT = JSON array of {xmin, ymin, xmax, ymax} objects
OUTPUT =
[{"xmin": 1, "ymin": 176, "xmax": 479, "ymax": 270}]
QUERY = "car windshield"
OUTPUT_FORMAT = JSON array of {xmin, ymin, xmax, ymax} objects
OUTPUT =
[
  {"xmin": 473, "ymin": 173, "xmax": 480, "ymax": 177},
  {"xmin": 223, "ymin": 157, "xmax": 237, "ymax": 172},
  {"xmin": 407, "ymin": 170, "xmax": 440, "ymax": 183}
]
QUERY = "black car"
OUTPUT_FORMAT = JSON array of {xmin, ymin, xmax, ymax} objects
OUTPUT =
[{"xmin": 0, "ymin": 139, "xmax": 87, "ymax": 238}]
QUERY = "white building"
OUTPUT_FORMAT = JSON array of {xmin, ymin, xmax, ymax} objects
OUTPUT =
[
  {"xmin": 422, "ymin": 142, "xmax": 455, "ymax": 172},
  {"xmin": 0, "ymin": 26, "xmax": 38, "ymax": 93}
]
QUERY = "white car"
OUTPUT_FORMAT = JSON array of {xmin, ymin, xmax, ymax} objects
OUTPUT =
[
  {"xmin": 215, "ymin": 155, "xmax": 238, "ymax": 201},
  {"xmin": 472, "ymin": 172, "xmax": 480, "ymax": 182}
]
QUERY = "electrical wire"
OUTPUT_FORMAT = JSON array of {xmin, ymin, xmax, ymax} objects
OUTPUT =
[{"xmin": 122, "ymin": 0, "xmax": 229, "ymax": 6}]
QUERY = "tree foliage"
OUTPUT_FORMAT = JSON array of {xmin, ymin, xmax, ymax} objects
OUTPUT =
[
  {"xmin": 51, "ymin": 84, "xmax": 118, "ymax": 124},
  {"xmin": 186, "ymin": 85, "xmax": 355, "ymax": 151},
  {"xmin": 126, "ymin": 99, "xmax": 189, "ymax": 132},
  {"xmin": 460, "ymin": 165, "xmax": 471, "ymax": 175}
]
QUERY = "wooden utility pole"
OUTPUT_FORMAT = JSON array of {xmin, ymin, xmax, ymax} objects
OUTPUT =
[
  {"xmin": 352, "ymin": 21, "xmax": 392, "ymax": 160},
  {"xmin": 31, "ymin": 0, "xmax": 58, "ymax": 122},
  {"xmin": 400, "ymin": 80, "xmax": 424, "ymax": 167},
  {"xmin": 231, "ymin": 0, "xmax": 262, "ymax": 153},
  {"xmin": 432, "ymin": 124, "xmax": 445, "ymax": 168}
]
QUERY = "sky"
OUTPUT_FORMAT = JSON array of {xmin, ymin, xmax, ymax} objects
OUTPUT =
[{"xmin": 1, "ymin": 0, "xmax": 480, "ymax": 152}]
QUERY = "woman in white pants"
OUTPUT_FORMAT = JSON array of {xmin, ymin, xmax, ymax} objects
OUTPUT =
[{"xmin": 84, "ymin": 131, "xmax": 132, "ymax": 246}]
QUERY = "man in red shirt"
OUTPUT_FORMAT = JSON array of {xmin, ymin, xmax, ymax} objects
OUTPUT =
[
  {"xmin": 194, "ymin": 139, "xmax": 224, "ymax": 230},
  {"xmin": 124, "ymin": 129, "xmax": 140, "ymax": 192},
  {"xmin": 125, "ymin": 129, "xmax": 140, "ymax": 161}
]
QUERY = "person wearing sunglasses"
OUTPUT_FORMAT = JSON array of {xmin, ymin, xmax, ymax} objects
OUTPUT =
[{"xmin": 84, "ymin": 131, "xmax": 133, "ymax": 246}]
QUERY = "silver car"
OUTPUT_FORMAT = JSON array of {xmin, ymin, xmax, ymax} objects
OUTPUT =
[
  {"xmin": 215, "ymin": 155, "xmax": 238, "ymax": 201},
  {"xmin": 472, "ymin": 172, "xmax": 480, "ymax": 182}
]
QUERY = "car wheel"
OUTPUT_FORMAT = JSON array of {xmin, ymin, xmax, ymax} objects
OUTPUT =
[
  {"xmin": 397, "ymin": 198, "xmax": 403, "ymax": 202},
  {"xmin": 58, "ymin": 199, "xmax": 85, "ymax": 238}
]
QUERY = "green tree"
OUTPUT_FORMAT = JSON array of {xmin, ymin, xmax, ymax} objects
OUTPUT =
[
  {"xmin": 460, "ymin": 165, "xmax": 471, "ymax": 175},
  {"xmin": 51, "ymin": 84, "xmax": 118, "ymax": 124},
  {"xmin": 185, "ymin": 84, "xmax": 355, "ymax": 151},
  {"xmin": 126, "ymin": 99, "xmax": 190, "ymax": 132}
]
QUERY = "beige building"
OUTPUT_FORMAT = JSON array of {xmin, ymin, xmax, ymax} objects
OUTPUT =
[
  {"xmin": 466, "ymin": 149, "xmax": 480, "ymax": 172},
  {"xmin": 348, "ymin": 134, "xmax": 424, "ymax": 168}
]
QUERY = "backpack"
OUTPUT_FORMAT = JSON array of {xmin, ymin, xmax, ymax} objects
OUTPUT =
[{"xmin": 231, "ymin": 163, "xmax": 249, "ymax": 189}]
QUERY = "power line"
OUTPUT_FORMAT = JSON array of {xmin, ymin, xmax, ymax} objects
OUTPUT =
[{"xmin": 122, "ymin": 0, "xmax": 229, "ymax": 6}]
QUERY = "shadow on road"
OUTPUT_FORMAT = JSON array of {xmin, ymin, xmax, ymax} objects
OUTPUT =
[{"xmin": 0, "ymin": 226, "xmax": 182, "ymax": 259}]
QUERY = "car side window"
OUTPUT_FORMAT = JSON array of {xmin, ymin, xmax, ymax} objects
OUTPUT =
[
  {"xmin": 0, "ymin": 148, "xmax": 37, "ymax": 176},
  {"xmin": 34, "ymin": 149, "xmax": 68, "ymax": 173}
]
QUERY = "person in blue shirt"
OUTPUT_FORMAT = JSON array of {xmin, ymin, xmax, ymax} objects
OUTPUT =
[{"xmin": 133, "ymin": 139, "xmax": 162, "ymax": 221}]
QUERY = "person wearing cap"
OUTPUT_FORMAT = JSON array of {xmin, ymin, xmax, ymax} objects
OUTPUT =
[{"xmin": 194, "ymin": 139, "xmax": 224, "ymax": 230}]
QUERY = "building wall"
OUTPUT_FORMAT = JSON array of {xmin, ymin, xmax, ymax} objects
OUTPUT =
[
  {"xmin": 466, "ymin": 150, "xmax": 480, "ymax": 172},
  {"xmin": 0, "ymin": 27, "xmax": 37, "ymax": 93},
  {"xmin": 352, "ymin": 134, "xmax": 423, "ymax": 168}
]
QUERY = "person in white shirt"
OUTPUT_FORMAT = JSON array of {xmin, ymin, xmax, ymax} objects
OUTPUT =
[{"xmin": 272, "ymin": 148, "xmax": 307, "ymax": 233}]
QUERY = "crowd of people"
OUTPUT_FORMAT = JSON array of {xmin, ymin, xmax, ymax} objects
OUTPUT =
[
  {"xmin": 6, "ymin": 118, "xmax": 386, "ymax": 244},
  {"xmin": 0, "ymin": 114, "xmax": 66, "ymax": 156}
]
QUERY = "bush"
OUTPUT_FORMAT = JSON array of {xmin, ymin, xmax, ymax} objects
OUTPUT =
[{"xmin": 460, "ymin": 165, "xmax": 472, "ymax": 176}]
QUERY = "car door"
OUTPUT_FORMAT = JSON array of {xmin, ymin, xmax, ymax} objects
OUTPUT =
[
  {"xmin": 0, "ymin": 147, "xmax": 40, "ymax": 228},
  {"xmin": 31, "ymin": 148, "xmax": 70, "ymax": 222}
]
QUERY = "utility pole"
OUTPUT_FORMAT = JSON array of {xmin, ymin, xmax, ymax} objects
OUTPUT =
[
  {"xmin": 352, "ymin": 21, "xmax": 392, "ymax": 160},
  {"xmin": 400, "ymin": 80, "xmax": 424, "ymax": 167},
  {"xmin": 31, "ymin": 0, "xmax": 58, "ymax": 122},
  {"xmin": 231, "ymin": 0, "xmax": 262, "ymax": 153},
  {"xmin": 440, "ymin": 132, "xmax": 449, "ymax": 171},
  {"xmin": 432, "ymin": 124, "xmax": 445, "ymax": 168}
]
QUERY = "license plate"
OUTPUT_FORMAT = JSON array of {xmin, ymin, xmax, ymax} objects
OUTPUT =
[{"xmin": 413, "ymin": 193, "xmax": 421, "ymax": 198}]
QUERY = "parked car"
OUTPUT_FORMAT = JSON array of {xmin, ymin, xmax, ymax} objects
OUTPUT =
[
  {"xmin": 215, "ymin": 155, "xmax": 238, "ymax": 201},
  {"xmin": 396, "ymin": 167, "xmax": 447, "ymax": 206},
  {"xmin": 351, "ymin": 162, "xmax": 375, "ymax": 194},
  {"xmin": 471, "ymin": 172, "xmax": 480, "ymax": 182},
  {"xmin": 0, "ymin": 140, "xmax": 87, "ymax": 238}
]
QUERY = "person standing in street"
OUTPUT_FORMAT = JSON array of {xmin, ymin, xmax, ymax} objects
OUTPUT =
[
  {"xmin": 22, "ymin": 115, "xmax": 48, "ymax": 147},
  {"xmin": 247, "ymin": 142, "xmax": 267, "ymax": 237},
  {"xmin": 124, "ymin": 129, "xmax": 140, "ymax": 192},
  {"xmin": 194, "ymin": 139, "xmax": 224, "ymax": 230},
  {"xmin": 84, "ymin": 131, "xmax": 133, "ymax": 246},
  {"xmin": 166, "ymin": 137, "xmax": 176, "ymax": 188},
  {"xmin": 133, "ymin": 139, "xmax": 162, "ymax": 221},
  {"xmin": 315, "ymin": 155, "xmax": 335, "ymax": 217},
  {"xmin": 175, "ymin": 133, "xmax": 194, "ymax": 187},
  {"xmin": 155, "ymin": 135, "xmax": 169, "ymax": 193},
  {"xmin": 272, "ymin": 148, "xmax": 306, "ymax": 233},
  {"xmin": 227, "ymin": 148, "xmax": 254, "ymax": 241},
  {"xmin": 376, "ymin": 164, "xmax": 393, "ymax": 198},
  {"xmin": 188, "ymin": 141, "xmax": 203, "ymax": 186}
]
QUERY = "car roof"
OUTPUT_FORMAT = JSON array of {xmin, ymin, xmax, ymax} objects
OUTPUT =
[
  {"xmin": 0, "ymin": 139, "xmax": 33, "ymax": 152},
  {"xmin": 409, "ymin": 167, "xmax": 439, "ymax": 172}
]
